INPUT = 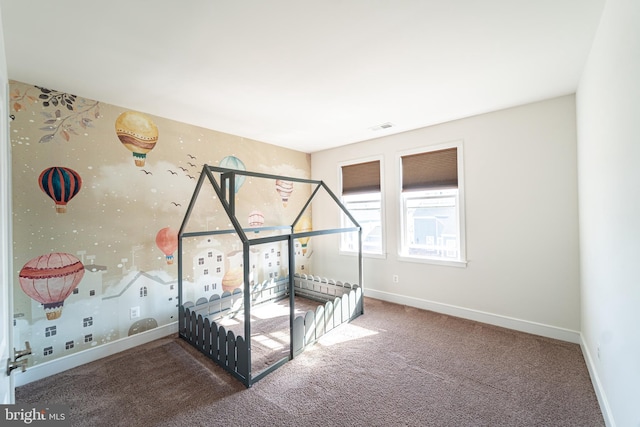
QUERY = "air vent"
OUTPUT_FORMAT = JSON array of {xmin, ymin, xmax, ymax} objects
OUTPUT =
[{"xmin": 370, "ymin": 122, "xmax": 394, "ymax": 131}]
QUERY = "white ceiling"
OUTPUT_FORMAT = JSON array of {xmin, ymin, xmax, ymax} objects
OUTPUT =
[{"xmin": 1, "ymin": 0, "xmax": 604, "ymax": 153}]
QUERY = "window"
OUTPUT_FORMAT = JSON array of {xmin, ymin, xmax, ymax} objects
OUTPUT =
[
  {"xmin": 83, "ymin": 317, "xmax": 93, "ymax": 327},
  {"xmin": 340, "ymin": 159, "xmax": 384, "ymax": 255},
  {"xmin": 140, "ymin": 286, "xmax": 147, "ymax": 297},
  {"xmin": 43, "ymin": 346, "xmax": 53, "ymax": 356},
  {"xmin": 73, "ymin": 288, "xmax": 79, "ymax": 295},
  {"xmin": 84, "ymin": 334, "xmax": 93, "ymax": 343},
  {"xmin": 89, "ymin": 290, "xmax": 95, "ymax": 296},
  {"xmin": 65, "ymin": 341, "xmax": 74, "ymax": 350},
  {"xmin": 45, "ymin": 326, "xmax": 57, "ymax": 337},
  {"xmin": 399, "ymin": 144, "xmax": 466, "ymax": 265},
  {"xmin": 204, "ymin": 284, "xmax": 210, "ymax": 292},
  {"xmin": 216, "ymin": 255, "xmax": 222, "ymax": 262}
]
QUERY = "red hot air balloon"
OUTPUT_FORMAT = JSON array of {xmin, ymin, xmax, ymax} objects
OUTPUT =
[
  {"xmin": 156, "ymin": 227, "xmax": 178, "ymax": 264},
  {"xmin": 38, "ymin": 166, "xmax": 82, "ymax": 213},
  {"xmin": 19, "ymin": 253, "xmax": 85, "ymax": 320}
]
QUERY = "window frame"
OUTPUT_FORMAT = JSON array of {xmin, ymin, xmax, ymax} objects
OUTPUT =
[
  {"xmin": 397, "ymin": 141, "xmax": 467, "ymax": 267},
  {"xmin": 338, "ymin": 156, "xmax": 386, "ymax": 259}
]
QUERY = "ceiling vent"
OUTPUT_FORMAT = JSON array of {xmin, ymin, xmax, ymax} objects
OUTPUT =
[{"xmin": 370, "ymin": 122, "xmax": 394, "ymax": 131}]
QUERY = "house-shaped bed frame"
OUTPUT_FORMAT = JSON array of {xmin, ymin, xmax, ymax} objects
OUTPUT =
[{"xmin": 177, "ymin": 165, "xmax": 364, "ymax": 387}]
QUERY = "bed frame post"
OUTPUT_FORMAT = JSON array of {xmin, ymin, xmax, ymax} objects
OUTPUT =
[
  {"xmin": 288, "ymin": 234, "xmax": 296, "ymax": 360},
  {"xmin": 243, "ymin": 239, "xmax": 252, "ymax": 386}
]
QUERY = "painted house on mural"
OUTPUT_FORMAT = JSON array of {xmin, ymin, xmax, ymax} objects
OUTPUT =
[{"xmin": 101, "ymin": 270, "xmax": 178, "ymax": 339}]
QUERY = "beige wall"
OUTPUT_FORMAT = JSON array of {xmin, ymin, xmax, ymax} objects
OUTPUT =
[{"xmin": 312, "ymin": 95, "xmax": 580, "ymax": 338}]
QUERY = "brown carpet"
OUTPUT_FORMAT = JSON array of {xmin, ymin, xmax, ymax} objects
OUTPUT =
[{"xmin": 16, "ymin": 297, "xmax": 604, "ymax": 426}]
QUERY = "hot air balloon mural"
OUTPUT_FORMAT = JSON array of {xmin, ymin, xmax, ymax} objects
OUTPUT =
[
  {"xmin": 275, "ymin": 179, "xmax": 293, "ymax": 207},
  {"xmin": 19, "ymin": 252, "xmax": 85, "ymax": 320},
  {"xmin": 248, "ymin": 210, "xmax": 265, "ymax": 230},
  {"xmin": 115, "ymin": 111, "xmax": 158, "ymax": 167},
  {"xmin": 294, "ymin": 216, "xmax": 312, "ymax": 255},
  {"xmin": 219, "ymin": 155, "xmax": 246, "ymax": 193},
  {"xmin": 38, "ymin": 166, "xmax": 82, "ymax": 213},
  {"xmin": 222, "ymin": 267, "xmax": 243, "ymax": 292},
  {"xmin": 156, "ymin": 227, "xmax": 178, "ymax": 264}
]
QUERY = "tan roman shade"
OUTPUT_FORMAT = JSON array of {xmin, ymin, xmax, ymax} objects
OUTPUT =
[
  {"xmin": 401, "ymin": 147, "xmax": 457, "ymax": 191},
  {"xmin": 341, "ymin": 160, "xmax": 381, "ymax": 195}
]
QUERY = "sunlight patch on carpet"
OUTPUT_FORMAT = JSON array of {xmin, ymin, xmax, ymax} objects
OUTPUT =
[{"xmin": 317, "ymin": 324, "xmax": 378, "ymax": 346}]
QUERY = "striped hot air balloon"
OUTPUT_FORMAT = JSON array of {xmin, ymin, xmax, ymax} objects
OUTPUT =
[
  {"xmin": 275, "ymin": 179, "xmax": 293, "ymax": 207},
  {"xmin": 38, "ymin": 167, "xmax": 82, "ymax": 213},
  {"xmin": 115, "ymin": 111, "xmax": 158, "ymax": 167},
  {"xmin": 19, "ymin": 252, "xmax": 85, "ymax": 320},
  {"xmin": 248, "ymin": 210, "xmax": 264, "ymax": 227}
]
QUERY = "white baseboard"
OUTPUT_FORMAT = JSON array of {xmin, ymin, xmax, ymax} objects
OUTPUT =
[
  {"xmin": 364, "ymin": 289, "xmax": 581, "ymax": 343},
  {"xmin": 580, "ymin": 335, "xmax": 615, "ymax": 427},
  {"xmin": 14, "ymin": 322, "xmax": 179, "ymax": 387}
]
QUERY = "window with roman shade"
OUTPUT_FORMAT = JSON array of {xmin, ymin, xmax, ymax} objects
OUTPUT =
[
  {"xmin": 340, "ymin": 158, "xmax": 384, "ymax": 255},
  {"xmin": 401, "ymin": 147, "xmax": 457, "ymax": 191},
  {"xmin": 341, "ymin": 160, "xmax": 381, "ymax": 195},
  {"xmin": 399, "ymin": 144, "xmax": 465, "ymax": 265}
]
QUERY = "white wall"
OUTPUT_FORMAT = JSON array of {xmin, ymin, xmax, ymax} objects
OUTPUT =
[
  {"xmin": 576, "ymin": 0, "xmax": 640, "ymax": 425},
  {"xmin": 312, "ymin": 95, "xmax": 581, "ymax": 340},
  {"xmin": 0, "ymin": 6, "xmax": 15, "ymax": 404}
]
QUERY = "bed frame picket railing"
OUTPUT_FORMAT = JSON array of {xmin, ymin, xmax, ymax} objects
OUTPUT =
[{"xmin": 179, "ymin": 278, "xmax": 363, "ymax": 385}]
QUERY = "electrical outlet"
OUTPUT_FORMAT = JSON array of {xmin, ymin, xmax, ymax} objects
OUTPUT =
[
  {"xmin": 130, "ymin": 306, "xmax": 140, "ymax": 319},
  {"xmin": 392, "ymin": 274, "xmax": 399, "ymax": 283}
]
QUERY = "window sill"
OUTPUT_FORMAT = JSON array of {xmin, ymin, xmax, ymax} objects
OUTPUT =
[
  {"xmin": 397, "ymin": 255, "xmax": 467, "ymax": 268},
  {"xmin": 339, "ymin": 250, "xmax": 387, "ymax": 260}
]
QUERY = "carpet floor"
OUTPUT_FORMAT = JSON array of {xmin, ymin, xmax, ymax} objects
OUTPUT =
[{"xmin": 16, "ymin": 297, "xmax": 604, "ymax": 426}]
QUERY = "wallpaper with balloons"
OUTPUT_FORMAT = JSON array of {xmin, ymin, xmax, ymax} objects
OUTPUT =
[{"xmin": 9, "ymin": 80, "xmax": 312, "ymax": 366}]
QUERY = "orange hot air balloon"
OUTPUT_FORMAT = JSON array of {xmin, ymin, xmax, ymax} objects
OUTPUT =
[
  {"xmin": 19, "ymin": 253, "xmax": 85, "ymax": 320},
  {"xmin": 275, "ymin": 180, "xmax": 293, "ymax": 207},
  {"xmin": 222, "ymin": 268, "xmax": 243, "ymax": 292},
  {"xmin": 115, "ymin": 111, "xmax": 158, "ymax": 167},
  {"xmin": 156, "ymin": 227, "xmax": 178, "ymax": 264}
]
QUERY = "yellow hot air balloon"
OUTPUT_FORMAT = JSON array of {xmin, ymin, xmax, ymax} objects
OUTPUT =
[
  {"xmin": 115, "ymin": 111, "xmax": 158, "ymax": 167},
  {"xmin": 294, "ymin": 217, "xmax": 312, "ymax": 255}
]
